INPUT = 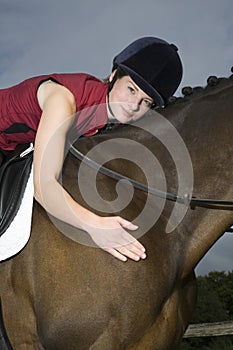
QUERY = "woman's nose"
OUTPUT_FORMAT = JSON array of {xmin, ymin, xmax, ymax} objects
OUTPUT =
[{"xmin": 129, "ymin": 97, "xmax": 141, "ymax": 111}]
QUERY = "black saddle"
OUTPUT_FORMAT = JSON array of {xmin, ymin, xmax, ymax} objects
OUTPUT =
[{"xmin": 0, "ymin": 144, "xmax": 33, "ymax": 237}]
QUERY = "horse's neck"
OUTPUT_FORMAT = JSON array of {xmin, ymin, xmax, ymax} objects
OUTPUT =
[
  {"xmin": 168, "ymin": 80, "xmax": 233, "ymax": 274},
  {"xmin": 126, "ymin": 80, "xmax": 233, "ymax": 275},
  {"xmin": 70, "ymin": 79, "xmax": 233, "ymax": 275}
]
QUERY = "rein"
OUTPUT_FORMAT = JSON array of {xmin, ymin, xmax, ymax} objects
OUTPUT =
[{"xmin": 70, "ymin": 145, "xmax": 233, "ymax": 211}]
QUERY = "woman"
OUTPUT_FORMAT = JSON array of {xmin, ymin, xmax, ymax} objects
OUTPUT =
[{"xmin": 0, "ymin": 36, "xmax": 183, "ymax": 262}]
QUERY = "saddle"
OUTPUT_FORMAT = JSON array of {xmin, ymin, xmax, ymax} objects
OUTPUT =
[{"xmin": 0, "ymin": 144, "xmax": 33, "ymax": 237}]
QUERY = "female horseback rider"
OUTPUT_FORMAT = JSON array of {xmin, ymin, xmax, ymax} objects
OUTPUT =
[{"xmin": 0, "ymin": 36, "xmax": 182, "ymax": 262}]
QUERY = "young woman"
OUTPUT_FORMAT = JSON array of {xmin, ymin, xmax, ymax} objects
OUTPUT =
[{"xmin": 0, "ymin": 36, "xmax": 183, "ymax": 262}]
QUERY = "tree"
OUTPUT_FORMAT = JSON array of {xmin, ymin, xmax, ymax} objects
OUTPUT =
[
  {"xmin": 180, "ymin": 271, "xmax": 233, "ymax": 349},
  {"xmin": 206, "ymin": 271, "xmax": 233, "ymax": 319},
  {"xmin": 192, "ymin": 274, "xmax": 227, "ymax": 323}
]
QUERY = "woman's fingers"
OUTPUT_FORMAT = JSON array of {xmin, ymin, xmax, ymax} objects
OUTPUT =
[
  {"xmin": 86, "ymin": 215, "xmax": 147, "ymax": 262},
  {"xmin": 116, "ymin": 216, "xmax": 139, "ymax": 231},
  {"xmin": 118, "ymin": 242, "xmax": 147, "ymax": 261},
  {"xmin": 104, "ymin": 248, "xmax": 128, "ymax": 262},
  {"xmin": 104, "ymin": 241, "xmax": 147, "ymax": 262}
]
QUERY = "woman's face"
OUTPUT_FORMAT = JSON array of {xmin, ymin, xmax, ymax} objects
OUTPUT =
[{"xmin": 107, "ymin": 72, "xmax": 154, "ymax": 124}]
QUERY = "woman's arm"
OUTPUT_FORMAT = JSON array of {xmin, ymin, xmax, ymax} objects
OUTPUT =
[{"xmin": 34, "ymin": 81, "xmax": 146, "ymax": 262}]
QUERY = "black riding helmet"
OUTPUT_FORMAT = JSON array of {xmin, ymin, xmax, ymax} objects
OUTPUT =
[{"xmin": 110, "ymin": 36, "xmax": 183, "ymax": 108}]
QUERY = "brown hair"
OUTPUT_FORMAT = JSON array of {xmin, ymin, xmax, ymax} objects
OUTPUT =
[{"xmin": 103, "ymin": 67, "xmax": 128, "ymax": 85}]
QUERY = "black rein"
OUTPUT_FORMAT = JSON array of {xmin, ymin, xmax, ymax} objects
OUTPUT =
[{"xmin": 70, "ymin": 146, "xmax": 233, "ymax": 211}]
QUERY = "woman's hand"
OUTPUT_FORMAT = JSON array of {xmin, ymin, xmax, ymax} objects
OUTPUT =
[{"xmin": 81, "ymin": 214, "xmax": 146, "ymax": 262}]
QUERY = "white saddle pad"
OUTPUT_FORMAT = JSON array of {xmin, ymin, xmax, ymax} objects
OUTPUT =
[{"xmin": 0, "ymin": 167, "xmax": 34, "ymax": 261}]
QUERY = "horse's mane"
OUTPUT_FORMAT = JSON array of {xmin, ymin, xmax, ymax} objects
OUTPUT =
[{"xmin": 167, "ymin": 66, "xmax": 233, "ymax": 106}]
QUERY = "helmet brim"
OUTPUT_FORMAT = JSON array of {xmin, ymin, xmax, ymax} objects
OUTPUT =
[{"xmin": 118, "ymin": 63, "xmax": 165, "ymax": 108}]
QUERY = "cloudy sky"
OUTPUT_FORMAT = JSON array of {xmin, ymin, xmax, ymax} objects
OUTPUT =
[{"xmin": 1, "ymin": 0, "xmax": 233, "ymax": 275}]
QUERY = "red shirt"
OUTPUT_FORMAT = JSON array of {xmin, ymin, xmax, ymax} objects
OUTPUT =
[{"xmin": 0, "ymin": 73, "xmax": 108, "ymax": 150}]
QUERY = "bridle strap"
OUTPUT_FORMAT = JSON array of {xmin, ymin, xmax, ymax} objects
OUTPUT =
[{"xmin": 70, "ymin": 146, "xmax": 233, "ymax": 211}]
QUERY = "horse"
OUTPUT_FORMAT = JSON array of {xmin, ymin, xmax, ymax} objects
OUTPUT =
[{"xmin": 0, "ymin": 71, "xmax": 232, "ymax": 350}]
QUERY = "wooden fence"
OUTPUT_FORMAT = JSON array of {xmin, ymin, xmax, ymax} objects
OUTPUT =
[{"xmin": 183, "ymin": 321, "xmax": 233, "ymax": 338}]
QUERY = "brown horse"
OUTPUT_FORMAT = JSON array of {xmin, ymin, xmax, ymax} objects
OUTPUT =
[{"xmin": 0, "ymin": 72, "xmax": 233, "ymax": 350}]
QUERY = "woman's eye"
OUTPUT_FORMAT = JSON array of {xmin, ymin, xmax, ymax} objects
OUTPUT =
[
  {"xmin": 128, "ymin": 86, "xmax": 135, "ymax": 94},
  {"xmin": 143, "ymin": 99, "xmax": 153, "ymax": 108}
]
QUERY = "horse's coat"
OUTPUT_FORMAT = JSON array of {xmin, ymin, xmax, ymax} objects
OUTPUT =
[{"xmin": 0, "ymin": 73, "xmax": 233, "ymax": 349}]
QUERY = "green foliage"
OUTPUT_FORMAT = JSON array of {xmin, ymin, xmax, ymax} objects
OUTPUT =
[
  {"xmin": 205, "ymin": 271, "xmax": 233, "ymax": 319},
  {"xmin": 180, "ymin": 271, "xmax": 233, "ymax": 350},
  {"xmin": 192, "ymin": 274, "xmax": 228, "ymax": 323}
]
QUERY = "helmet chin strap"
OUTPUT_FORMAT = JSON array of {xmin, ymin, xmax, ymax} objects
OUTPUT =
[
  {"xmin": 106, "ymin": 93, "xmax": 116, "ymax": 119},
  {"xmin": 106, "ymin": 69, "xmax": 119, "ymax": 120},
  {"xmin": 107, "ymin": 67, "xmax": 118, "ymax": 93}
]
